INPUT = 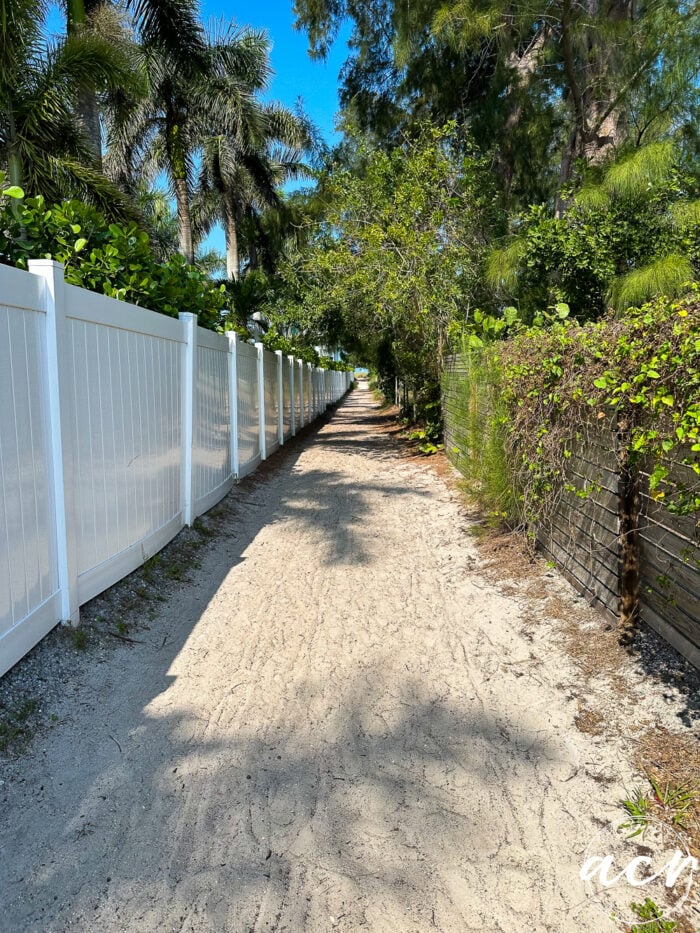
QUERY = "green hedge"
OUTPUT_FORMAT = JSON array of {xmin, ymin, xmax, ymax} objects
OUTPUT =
[{"xmin": 0, "ymin": 195, "xmax": 228, "ymax": 329}]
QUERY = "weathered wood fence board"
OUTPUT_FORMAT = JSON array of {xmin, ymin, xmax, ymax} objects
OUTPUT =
[
  {"xmin": 536, "ymin": 430, "xmax": 621, "ymax": 621},
  {"xmin": 637, "ymin": 457, "xmax": 700, "ymax": 662}
]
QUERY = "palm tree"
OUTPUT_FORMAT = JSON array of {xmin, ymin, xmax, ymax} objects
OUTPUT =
[
  {"xmin": 195, "ymin": 102, "xmax": 314, "ymax": 280},
  {"xmin": 105, "ymin": 20, "xmax": 270, "ymax": 263},
  {"xmin": 63, "ymin": 0, "xmax": 207, "ymax": 165},
  {"xmin": 0, "ymin": 0, "xmax": 133, "ymax": 213}
]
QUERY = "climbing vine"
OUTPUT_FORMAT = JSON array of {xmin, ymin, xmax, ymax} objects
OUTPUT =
[{"xmin": 476, "ymin": 292, "xmax": 700, "ymax": 527}]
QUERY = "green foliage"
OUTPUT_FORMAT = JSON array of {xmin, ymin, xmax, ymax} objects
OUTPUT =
[
  {"xmin": 0, "ymin": 0, "xmax": 136, "ymax": 216},
  {"xmin": 612, "ymin": 255, "xmax": 694, "ymax": 312},
  {"xmin": 295, "ymin": 0, "xmax": 700, "ymax": 210},
  {"xmin": 621, "ymin": 789, "xmax": 652, "ymax": 836},
  {"xmin": 488, "ymin": 145, "xmax": 700, "ymax": 321},
  {"xmin": 407, "ymin": 402, "xmax": 444, "ymax": 454},
  {"xmin": 0, "ymin": 196, "xmax": 228, "ymax": 327},
  {"xmin": 0, "ymin": 171, "xmax": 24, "ymax": 201},
  {"xmin": 628, "ymin": 898, "xmax": 677, "ymax": 933},
  {"xmin": 648, "ymin": 775, "xmax": 696, "ymax": 830},
  {"xmin": 259, "ymin": 328, "xmax": 320, "ymax": 365},
  {"xmin": 456, "ymin": 294, "xmax": 699, "ymax": 528},
  {"xmin": 281, "ymin": 124, "xmax": 497, "ymax": 402},
  {"xmin": 443, "ymin": 349, "xmax": 517, "ymax": 524}
]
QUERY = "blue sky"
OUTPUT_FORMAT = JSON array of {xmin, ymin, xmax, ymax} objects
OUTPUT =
[
  {"xmin": 197, "ymin": 1, "xmax": 350, "ymax": 252},
  {"xmin": 199, "ymin": 1, "xmax": 348, "ymax": 147},
  {"xmin": 45, "ymin": 1, "xmax": 350, "ymax": 254}
]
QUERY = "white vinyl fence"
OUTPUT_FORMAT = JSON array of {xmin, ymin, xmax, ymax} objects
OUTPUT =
[{"xmin": 0, "ymin": 260, "xmax": 352, "ymax": 677}]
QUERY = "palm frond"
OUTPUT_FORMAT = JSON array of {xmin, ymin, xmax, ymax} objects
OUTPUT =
[
  {"xmin": 128, "ymin": 0, "xmax": 206, "ymax": 62},
  {"xmin": 207, "ymin": 22, "xmax": 271, "ymax": 90}
]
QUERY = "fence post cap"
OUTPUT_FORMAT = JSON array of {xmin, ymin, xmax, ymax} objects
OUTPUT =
[{"xmin": 27, "ymin": 258, "xmax": 65, "ymax": 272}]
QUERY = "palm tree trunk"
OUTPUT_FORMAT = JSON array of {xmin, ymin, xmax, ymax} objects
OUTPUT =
[
  {"xmin": 78, "ymin": 87, "xmax": 103, "ymax": 169},
  {"xmin": 6, "ymin": 107, "xmax": 23, "ymax": 188},
  {"xmin": 66, "ymin": 0, "xmax": 102, "ymax": 168},
  {"xmin": 224, "ymin": 194, "xmax": 239, "ymax": 281},
  {"xmin": 247, "ymin": 207, "xmax": 259, "ymax": 271},
  {"xmin": 6, "ymin": 110, "xmax": 24, "ymax": 220},
  {"xmin": 174, "ymin": 175, "xmax": 194, "ymax": 264},
  {"xmin": 167, "ymin": 123, "xmax": 194, "ymax": 263}
]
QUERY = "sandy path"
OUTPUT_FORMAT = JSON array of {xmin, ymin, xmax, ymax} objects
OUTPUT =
[{"xmin": 1, "ymin": 386, "xmax": 635, "ymax": 931}]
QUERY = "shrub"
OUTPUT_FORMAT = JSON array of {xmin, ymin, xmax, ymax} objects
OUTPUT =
[
  {"xmin": 0, "ymin": 196, "xmax": 228, "ymax": 328},
  {"xmin": 455, "ymin": 293, "xmax": 700, "ymax": 528}
]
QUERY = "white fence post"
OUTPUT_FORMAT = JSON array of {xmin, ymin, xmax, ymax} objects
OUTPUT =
[
  {"xmin": 227, "ymin": 331, "xmax": 239, "ymax": 480},
  {"xmin": 256, "ymin": 342, "xmax": 267, "ymax": 460},
  {"xmin": 307, "ymin": 362, "xmax": 313, "ymax": 421},
  {"xmin": 276, "ymin": 349, "xmax": 284, "ymax": 446},
  {"xmin": 289, "ymin": 354, "xmax": 296, "ymax": 436},
  {"xmin": 298, "ymin": 360, "xmax": 304, "ymax": 429},
  {"xmin": 28, "ymin": 260, "xmax": 80, "ymax": 625},
  {"xmin": 179, "ymin": 311, "xmax": 197, "ymax": 526}
]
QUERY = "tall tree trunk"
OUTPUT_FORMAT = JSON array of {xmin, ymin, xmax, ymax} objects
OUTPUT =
[
  {"xmin": 167, "ymin": 123, "xmax": 194, "ymax": 263},
  {"xmin": 66, "ymin": 0, "xmax": 102, "ymax": 168},
  {"xmin": 224, "ymin": 193, "xmax": 239, "ymax": 281},
  {"xmin": 246, "ymin": 206, "xmax": 259, "ymax": 271},
  {"xmin": 6, "ymin": 106, "xmax": 22, "ymax": 188},
  {"xmin": 78, "ymin": 87, "xmax": 103, "ymax": 169},
  {"xmin": 6, "ymin": 110, "xmax": 23, "ymax": 220},
  {"xmin": 558, "ymin": 0, "xmax": 633, "ymax": 195},
  {"xmin": 174, "ymin": 175, "xmax": 194, "ymax": 264},
  {"xmin": 499, "ymin": 27, "xmax": 548, "ymax": 194}
]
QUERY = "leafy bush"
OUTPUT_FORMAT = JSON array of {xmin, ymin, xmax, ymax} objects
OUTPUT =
[
  {"xmin": 458, "ymin": 293, "xmax": 700, "ymax": 527},
  {"xmin": 0, "ymin": 196, "xmax": 228, "ymax": 328},
  {"xmin": 488, "ymin": 144, "xmax": 700, "ymax": 322}
]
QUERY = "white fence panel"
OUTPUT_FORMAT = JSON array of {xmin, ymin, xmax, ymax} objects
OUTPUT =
[
  {"xmin": 315, "ymin": 368, "xmax": 323, "ymax": 415},
  {"xmin": 194, "ymin": 328, "xmax": 232, "ymax": 518},
  {"xmin": 236, "ymin": 341, "xmax": 261, "ymax": 477},
  {"xmin": 0, "ymin": 259, "xmax": 349, "ymax": 678},
  {"xmin": 64, "ymin": 285, "xmax": 185, "ymax": 604},
  {"xmin": 263, "ymin": 349, "xmax": 280, "ymax": 456},
  {"xmin": 0, "ymin": 268, "xmax": 60, "ymax": 677}
]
